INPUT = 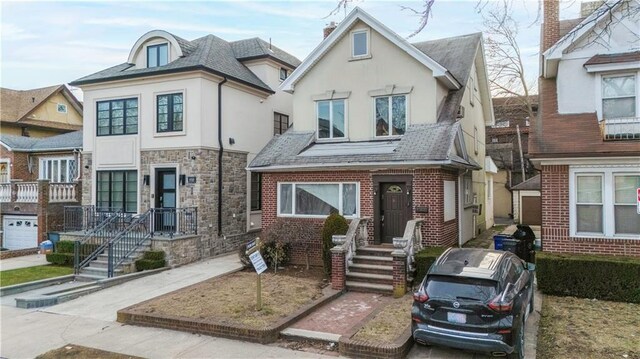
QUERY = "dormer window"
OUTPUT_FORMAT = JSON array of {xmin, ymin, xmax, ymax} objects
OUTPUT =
[
  {"xmin": 352, "ymin": 30, "xmax": 369, "ymax": 58},
  {"xmin": 279, "ymin": 68, "xmax": 288, "ymax": 81},
  {"xmin": 147, "ymin": 43, "xmax": 168, "ymax": 68}
]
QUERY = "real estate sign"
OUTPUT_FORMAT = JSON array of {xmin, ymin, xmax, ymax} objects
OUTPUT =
[{"xmin": 249, "ymin": 251, "xmax": 267, "ymax": 275}]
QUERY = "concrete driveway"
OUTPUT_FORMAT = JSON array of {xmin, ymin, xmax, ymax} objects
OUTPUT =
[
  {"xmin": 0, "ymin": 253, "xmax": 49, "ymax": 271},
  {"xmin": 1, "ymin": 254, "xmax": 332, "ymax": 359}
]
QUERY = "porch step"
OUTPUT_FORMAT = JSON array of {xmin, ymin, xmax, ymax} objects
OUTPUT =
[
  {"xmin": 80, "ymin": 267, "xmax": 124, "ymax": 278},
  {"xmin": 352, "ymin": 255, "xmax": 393, "ymax": 266},
  {"xmin": 345, "ymin": 281, "xmax": 393, "ymax": 294},
  {"xmin": 346, "ymin": 272, "xmax": 393, "ymax": 285},
  {"xmin": 88, "ymin": 259, "xmax": 134, "ymax": 269},
  {"xmin": 75, "ymin": 274, "xmax": 105, "ymax": 282},
  {"xmin": 356, "ymin": 246, "xmax": 395, "ymax": 257},
  {"xmin": 348, "ymin": 263, "xmax": 393, "ymax": 275}
]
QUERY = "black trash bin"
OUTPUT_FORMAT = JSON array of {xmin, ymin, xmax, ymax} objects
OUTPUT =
[
  {"xmin": 501, "ymin": 238, "xmax": 525, "ymax": 258},
  {"xmin": 512, "ymin": 225, "xmax": 536, "ymax": 263}
]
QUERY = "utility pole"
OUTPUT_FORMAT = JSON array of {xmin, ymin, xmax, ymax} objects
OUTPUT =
[{"xmin": 516, "ymin": 125, "xmax": 526, "ymax": 183}]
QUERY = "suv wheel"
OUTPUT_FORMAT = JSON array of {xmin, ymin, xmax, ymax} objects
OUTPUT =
[{"xmin": 508, "ymin": 322, "xmax": 525, "ymax": 359}]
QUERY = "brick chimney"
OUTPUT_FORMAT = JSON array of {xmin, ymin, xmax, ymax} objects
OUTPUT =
[
  {"xmin": 542, "ymin": 0, "xmax": 560, "ymax": 52},
  {"xmin": 323, "ymin": 21, "xmax": 338, "ymax": 39}
]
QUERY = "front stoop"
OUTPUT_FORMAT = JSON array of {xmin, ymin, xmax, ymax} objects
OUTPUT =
[
  {"xmin": 346, "ymin": 246, "xmax": 396, "ymax": 295},
  {"xmin": 80, "ymin": 241, "xmax": 151, "ymax": 279}
]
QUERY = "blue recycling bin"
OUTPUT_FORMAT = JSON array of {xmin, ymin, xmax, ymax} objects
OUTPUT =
[
  {"xmin": 493, "ymin": 234, "xmax": 512, "ymax": 250},
  {"xmin": 40, "ymin": 240, "xmax": 53, "ymax": 254}
]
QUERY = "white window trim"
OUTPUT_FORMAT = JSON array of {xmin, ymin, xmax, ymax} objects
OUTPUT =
[
  {"xmin": 277, "ymin": 182, "xmax": 360, "ymax": 219},
  {"xmin": 569, "ymin": 166, "xmax": 640, "ymax": 239},
  {"xmin": 372, "ymin": 94, "xmax": 409, "ymax": 138},
  {"xmin": 39, "ymin": 156, "xmax": 75, "ymax": 183},
  {"xmin": 146, "ymin": 41, "xmax": 170, "ymax": 68},
  {"xmin": 316, "ymin": 99, "xmax": 348, "ymax": 141},
  {"xmin": 595, "ymin": 71, "xmax": 639, "ymax": 121},
  {"xmin": 350, "ymin": 29, "xmax": 370, "ymax": 59},
  {"xmin": 153, "ymin": 89, "xmax": 187, "ymax": 137}
]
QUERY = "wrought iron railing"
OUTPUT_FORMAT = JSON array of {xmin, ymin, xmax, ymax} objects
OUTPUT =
[
  {"xmin": 601, "ymin": 117, "xmax": 640, "ymax": 141},
  {"xmin": 64, "ymin": 205, "xmax": 123, "ymax": 232},
  {"xmin": 73, "ymin": 209, "xmax": 126, "ymax": 275},
  {"xmin": 151, "ymin": 207, "xmax": 198, "ymax": 237},
  {"xmin": 107, "ymin": 210, "xmax": 153, "ymax": 277}
]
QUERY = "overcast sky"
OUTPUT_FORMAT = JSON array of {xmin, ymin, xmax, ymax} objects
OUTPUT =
[{"xmin": 1, "ymin": 0, "xmax": 583, "ymax": 97}]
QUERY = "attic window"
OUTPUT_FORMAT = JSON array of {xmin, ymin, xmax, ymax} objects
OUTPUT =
[
  {"xmin": 57, "ymin": 104, "xmax": 68, "ymax": 113},
  {"xmin": 352, "ymin": 30, "xmax": 369, "ymax": 58},
  {"xmin": 280, "ymin": 68, "xmax": 288, "ymax": 81},
  {"xmin": 147, "ymin": 43, "xmax": 168, "ymax": 68}
]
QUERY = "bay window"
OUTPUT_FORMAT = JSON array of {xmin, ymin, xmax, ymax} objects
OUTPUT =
[
  {"xmin": 317, "ymin": 99, "xmax": 346, "ymax": 139},
  {"xmin": 278, "ymin": 182, "xmax": 358, "ymax": 218},
  {"xmin": 39, "ymin": 157, "xmax": 77, "ymax": 183},
  {"xmin": 375, "ymin": 95, "xmax": 406, "ymax": 137}
]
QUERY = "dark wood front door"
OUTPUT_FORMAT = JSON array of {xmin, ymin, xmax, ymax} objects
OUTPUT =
[
  {"xmin": 155, "ymin": 169, "xmax": 176, "ymax": 232},
  {"xmin": 380, "ymin": 183, "xmax": 410, "ymax": 243}
]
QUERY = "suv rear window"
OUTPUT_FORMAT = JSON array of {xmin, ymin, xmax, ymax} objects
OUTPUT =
[{"xmin": 425, "ymin": 275, "xmax": 498, "ymax": 302}]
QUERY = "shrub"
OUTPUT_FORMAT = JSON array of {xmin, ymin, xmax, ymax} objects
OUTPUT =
[
  {"xmin": 55, "ymin": 240, "xmax": 75, "ymax": 254},
  {"xmin": 142, "ymin": 251, "xmax": 165, "ymax": 261},
  {"xmin": 135, "ymin": 259, "xmax": 166, "ymax": 271},
  {"xmin": 537, "ymin": 252, "xmax": 640, "ymax": 303},
  {"xmin": 46, "ymin": 253, "xmax": 74, "ymax": 266},
  {"xmin": 263, "ymin": 219, "xmax": 319, "ymax": 270},
  {"xmin": 321, "ymin": 212, "xmax": 349, "ymax": 276},
  {"xmin": 261, "ymin": 240, "xmax": 291, "ymax": 269},
  {"xmin": 414, "ymin": 247, "xmax": 447, "ymax": 285}
]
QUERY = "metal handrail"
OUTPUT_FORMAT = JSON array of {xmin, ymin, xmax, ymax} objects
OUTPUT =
[
  {"xmin": 107, "ymin": 210, "xmax": 153, "ymax": 277},
  {"xmin": 73, "ymin": 209, "xmax": 125, "ymax": 274},
  {"xmin": 150, "ymin": 207, "xmax": 198, "ymax": 237}
]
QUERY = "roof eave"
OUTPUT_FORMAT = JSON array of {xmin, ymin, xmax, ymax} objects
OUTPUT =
[{"xmin": 248, "ymin": 159, "xmax": 456, "ymax": 172}]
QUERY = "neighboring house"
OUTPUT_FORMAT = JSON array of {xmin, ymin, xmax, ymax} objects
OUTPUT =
[
  {"xmin": 531, "ymin": 1, "xmax": 640, "ymax": 256},
  {"xmin": 486, "ymin": 96, "xmax": 539, "ymax": 219},
  {"xmin": 69, "ymin": 30, "xmax": 299, "ymax": 261},
  {"xmin": 0, "ymin": 85, "xmax": 83, "ymax": 138},
  {"xmin": 0, "ymin": 131, "xmax": 83, "ymax": 250},
  {"xmin": 249, "ymin": 8, "xmax": 494, "ymax": 268},
  {"xmin": 511, "ymin": 174, "xmax": 541, "ymax": 226}
]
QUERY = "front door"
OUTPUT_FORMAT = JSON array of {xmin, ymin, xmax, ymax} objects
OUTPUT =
[
  {"xmin": 155, "ymin": 169, "xmax": 176, "ymax": 232},
  {"xmin": 380, "ymin": 183, "xmax": 410, "ymax": 244}
]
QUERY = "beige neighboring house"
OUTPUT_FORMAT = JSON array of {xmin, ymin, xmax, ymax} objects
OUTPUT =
[
  {"xmin": 249, "ymin": 7, "xmax": 495, "ymax": 276},
  {"xmin": 68, "ymin": 30, "xmax": 300, "ymax": 269},
  {"xmin": 0, "ymin": 85, "xmax": 83, "ymax": 138}
]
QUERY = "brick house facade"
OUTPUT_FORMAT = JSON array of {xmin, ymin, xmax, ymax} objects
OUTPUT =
[{"xmin": 531, "ymin": 1, "xmax": 640, "ymax": 256}]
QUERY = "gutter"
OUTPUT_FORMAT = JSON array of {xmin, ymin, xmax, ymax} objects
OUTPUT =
[
  {"xmin": 246, "ymin": 159, "xmax": 479, "ymax": 172},
  {"xmin": 217, "ymin": 77, "xmax": 228, "ymax": 236}
]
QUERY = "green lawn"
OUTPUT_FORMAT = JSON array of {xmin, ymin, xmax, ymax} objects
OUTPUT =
[{"xmin": 0, "ymin": 265, "xmax": 74, "ymax": 287}]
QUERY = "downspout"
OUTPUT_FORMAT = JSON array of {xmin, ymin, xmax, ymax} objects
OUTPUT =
[
  {"xmin": 217, "ymin": 77, "xmax": 228, "ymax": 236},
  {"xmin": 458, "ymin": 169, "xmax": 470, "ymax": 248}
]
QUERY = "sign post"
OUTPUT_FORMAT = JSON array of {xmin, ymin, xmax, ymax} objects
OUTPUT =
[{"xmin": 246, "ymin": 238, "xmax": 267, "ymax": 311}]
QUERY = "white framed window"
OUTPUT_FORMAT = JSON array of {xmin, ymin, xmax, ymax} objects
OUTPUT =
[
  {"xmin": 351, "ymin": 30, "xmax": 369, "ymax": 58},
  {"xmin": 39, "ymin": 157, "xmax": 77, "ymax": 183},
  {"xmin": 601, "ymin": 74, "xmax": 636, "ymax": 120},
  {"xmin": 374, "ymin": 95, "xmax": 407, "ymax": 137},
  {"xmin": 277, "ymin": 182, "xmax": 359, "ymax": 218},
  {"xmin": 570, "ymin": 166, "xmax": 640, "ymax": 238},
  {"xmin": 57, "ymin": 104, "xmax": 68, "ymax": 113},
  {"xmin": 317, "ymin": 99, "xmax": 346, "ymax": 139},
  {"xmin": 0, "ymin": 160, "xmax": 9, "ymax": 183},
  {"xmin": 463, "ymin": 175, "xmax": 473, "ymax": 206}
]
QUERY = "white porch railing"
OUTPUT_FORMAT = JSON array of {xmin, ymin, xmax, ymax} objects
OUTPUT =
[
  {"xmin": 601, "ymin": 117, "xmax": 640, "ymax": 140},
  {"xmin": 49, "ymin": 183, "xmax": 77, "ymax": 203},
  {"xmin": 332, "ymin": 217, "xmax": 370, "ymax": 274},
  {"xmin": 0, "ymin": 183, "xmax": 11, "ymax": 202},
  {"xmin": 16, "ymin": 182, "xmax": 38, "ymax": 203},
  {"xmin": 394, "ymin": 219, "xmax": 425, "ymax": 282}
]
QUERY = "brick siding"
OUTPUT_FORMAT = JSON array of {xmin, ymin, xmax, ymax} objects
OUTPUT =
[{"xmin": 541, "ymin": 165, "xmax": 640, "ymax": 257}]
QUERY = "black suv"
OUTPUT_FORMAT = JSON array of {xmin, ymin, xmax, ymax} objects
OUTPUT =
[{"xmin": 411, "ymin": 248, "xmax": 534, "ymax": 358}]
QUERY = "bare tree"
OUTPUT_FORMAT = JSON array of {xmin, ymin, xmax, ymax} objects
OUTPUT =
[{"xmin": 483, "ymin": 3, "xmax": 536, "ymax": 120}]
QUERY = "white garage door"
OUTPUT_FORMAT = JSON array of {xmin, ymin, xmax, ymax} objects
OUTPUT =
[{"xmin": 2, "ymin": 216, "xmax": 38, "ymax": 250}]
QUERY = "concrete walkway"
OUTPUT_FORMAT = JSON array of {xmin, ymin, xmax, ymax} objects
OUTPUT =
[
  {"xmin": 0, "ymin": 253, "xmax": 49, "ymax": 271},
  {"xmin": 1, "ymin": 254, "xmax": 332, "ymax": 358}
]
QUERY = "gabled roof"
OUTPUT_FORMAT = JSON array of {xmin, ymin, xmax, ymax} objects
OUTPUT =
[
  {"xmin": 71, "ymin": 31, "xmax": 301, "ymax": 93},
  {"xmin": 280, "ymin": 7, "xmax": 461, "ymax": 93},
  {"xmin": 1, "ymin": 131, "xmax": 83, "ymax": 152},
  {"xmin": 230, "ymin": 38, "xmax": 302, "ymax": 68},
  {"xmin": 0, "ymin": 85, "xmax": 83, "ymax": 129},
  {"xmin": 248, "ymin": 122, "xmax": 480, "ymax": 171}
]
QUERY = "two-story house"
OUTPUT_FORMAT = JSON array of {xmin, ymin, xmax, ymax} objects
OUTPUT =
[
  {"xmin": 69, "ymin": 30, "xmax": 299, "ymax": 262},
  {"xmin": 249, "ymin": 8, "xmax": 494, "ymax": 270},
  {"xmin": 531, "ymin": 0, "xmax": 640, "ymax": 256}
]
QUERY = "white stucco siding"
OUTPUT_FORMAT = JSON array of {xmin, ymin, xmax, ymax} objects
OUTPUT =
[
  {"xmin": 291, "ymin": 21, "xmax": 440, "ymax": 141},
  {"xmin": 557, "ymin": 58, "xmax": 597, "ymax": 114}
]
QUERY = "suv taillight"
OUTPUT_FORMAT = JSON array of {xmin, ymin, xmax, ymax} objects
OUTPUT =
[
  {"xmin": 413, "ymin": 290, "xmax": 429, "ymax": 303},
  {"xmin": 488, "ymin": 294, "xmax": 513, "ymax": 312}
]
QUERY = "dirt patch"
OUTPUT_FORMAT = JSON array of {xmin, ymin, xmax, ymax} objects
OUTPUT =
[
  {"xmin": 352, "ymin": 294, "xmax": 413, "ymax": 344},
  {"xmin": 537, "ymin": 295, "xmax": 640, "ymax": 359},
  {"xmin": 36, "ymin": 344, "xmax": 143, "ymax": 359},
  {"xmin": 124, "ymin": 267, "xmax": 325, "ymax": 328}
]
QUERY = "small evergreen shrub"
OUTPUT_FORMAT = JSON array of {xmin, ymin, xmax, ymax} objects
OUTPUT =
[
  {"xmin": 537, "ymin": 252, "xmax": 640, "ymax": 303},
  {"xmin": 136, "ymin": 251, "xmax": 166, "ymax": 271},
  {"xmin": 55, "ymin": 240, "xmax": 75, "ymax": 253},
  {"xmin": 321, "ymin": 212, "xmax": 349, "ymax": 276},
  {"xmin": 45, "ymin": 253, "xmax": 74, "ymax": 266},
  {"xmin": 142, "ymin": 251, "xmax": 165, "ymax": 261},
  {"xmin": 414, "ymin": 247, "xmax": 447, "ymax": 284}
]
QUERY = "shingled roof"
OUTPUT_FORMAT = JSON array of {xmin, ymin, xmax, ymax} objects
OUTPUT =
[
  {"xmin": 0, "ymin": 85, "xmax": 82, "ymax": 128},
  {"xmin": 249, "ymin": 122, "xmax": 479, "ymax": 171},
  {"xmin": 71, "ymin": 33, "xmax": 301, "ymax": 93},
  {"xmin": 1, "ymin": 131, "xmax": 83, "ymax": 152}
]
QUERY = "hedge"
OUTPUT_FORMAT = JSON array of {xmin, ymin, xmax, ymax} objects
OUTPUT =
[
  {"xmin": 136, "ymin": 259, "xmax": 166, "ymax": 271},
  {"xmin": 55, "ymin": 240, "xmax": 75, "ymax": 253},
  {"xmin": 46, "ymin": 253, "xmax": 74, "ymax": 266},
  {"xmin": 142, "ymin": 251, "xmax": 165, "ymax": 261},
  {"xmin": 414, "ymin": 247, "xmax": 447, "ymax": 284},
  {"xmin": 537, "ymin": 252, "xmax": 640, "ymax": 303}
]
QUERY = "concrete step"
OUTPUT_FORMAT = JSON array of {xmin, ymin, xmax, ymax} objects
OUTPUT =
[
  {"xmin": 80, "ymin": 267, "xmax": 123, "ymax": 278},
  {"xmin": 348, "ymin": 263, "xmax": 393, "ymax": 275},
  {"xmin": 75, "ymin": 274, "xmax": 105, "ymax": 282},
  {"xmin": 352, "ymin": 255, "xmax": 393, "ymax": 266},
  {"xmin": 346, "ymin": 272, "xmax": 393, "ymax": 285},
  {"xmin": 345, "ymin": 281, "xmax": 393, "ymax": 294},
  {"xmin": 56, "ymin": 285, "xmax": 103, "ymax": 304},
  {"xmin": 88, "ymin": 259, "xmax": 134, "ymax": 269},
  {"xmin": 356, "ymin": 246, "xmax": 395, "ymax": 257},
  {"xmin": 280, "ymin": 328, "xmax": 341, "ymax": 346}
]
